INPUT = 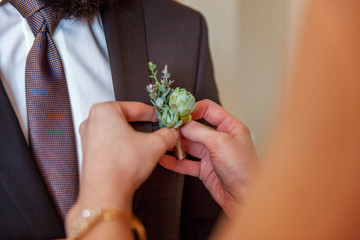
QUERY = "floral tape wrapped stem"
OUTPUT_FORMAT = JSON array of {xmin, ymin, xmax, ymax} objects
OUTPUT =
[{"xmin": 147, "ymin": 62, "xmax": 197, "ymax": 160}]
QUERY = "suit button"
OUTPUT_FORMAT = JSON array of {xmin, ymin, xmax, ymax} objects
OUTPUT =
[{"xmin": 0, "ymin": 0, "xmax": 7, "ymax": 6}]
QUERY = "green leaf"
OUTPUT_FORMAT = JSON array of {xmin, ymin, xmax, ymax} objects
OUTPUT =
[
  {"xmin": 177, "ymin": 91, "xmax": 187, "ymax": 100},
  {"xmin": 164, "ymin": 88, "xmax": 171, "ymax": 97},
  {"xmin": 174, "ymin": 120, "xmax": 183, "ymax": 129},
  {"xmin": 155, "ymin": 97, "xmax": 164, "ymax": 107},
  {"xmin": 188, "ymin": 96, "xmax": 195, "ymax": 107},
  {"xmin": 149, "ymin": 94, "xmax": 156, "ymax": 100},
  {"xmin": 180, "ymin": 108, "xmax": 192, "ymax": 117},
  {"xmin": 169, "ymin": 94, "xmax": 176, "ymax": 106},
  {"xmin": 150, "ymin": 64, "xmax": 156, "ymax": 71},
  {"xmin": 177, "ymin": 99, "xmax": 188, "ymax": 110},
  {"xmin": 158, "ymin": 85, "xmax": 167, "ymax": 93},
  {"xmin": 170, "ymin": 103, "xmax": 178, "ymax": 113},
  {"xmin": 192, "ymin": 103, "xmax": 198, "ymax": 112},
  {"xmin": 164, "ymin": 73, "xmax": 171, "ymax": 79},
  {"xmin": 155, "ymin": 108, "xmax": 161, "ymax": 120},
  {"xmin": 173, "ymin": 87, "xmax": 180, "ymax": 95}
]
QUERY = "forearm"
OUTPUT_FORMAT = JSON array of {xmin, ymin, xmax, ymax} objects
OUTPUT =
[{"xmin": 213, "ymin": 0, "xmax": 360, "ymax": 239}]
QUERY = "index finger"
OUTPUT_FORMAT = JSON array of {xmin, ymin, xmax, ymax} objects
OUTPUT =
[
  {"xmin": 114, "ymin": 101, "xmax": 158, "ymax": 122},
  {"xmin": 192, "ymin": 99, "xmax": 242, "ymax": 133}
]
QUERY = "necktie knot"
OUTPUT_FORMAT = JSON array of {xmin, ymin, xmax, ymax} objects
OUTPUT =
[{"xmin": 9, "ymin": 0, "xmax": 57, "ymax": 36}]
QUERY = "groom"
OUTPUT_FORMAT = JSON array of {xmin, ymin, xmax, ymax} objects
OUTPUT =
[{"xmin": 0, "ymin": 0, "xmax": 220, "ymax": 239}]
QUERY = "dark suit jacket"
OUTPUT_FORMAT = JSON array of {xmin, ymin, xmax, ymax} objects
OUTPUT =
[{"xmin": 0, "ymin": 0, "xmax": 221, "ymax": 239}]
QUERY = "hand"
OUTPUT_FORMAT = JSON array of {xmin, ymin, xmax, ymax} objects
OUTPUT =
[
  {"xmin": 159, "ymin": 100, "xmax": 259, "ymax": 217},
  {"xmin": 67, "ymin": 101, "xmax": 178, "ymax": 229}
]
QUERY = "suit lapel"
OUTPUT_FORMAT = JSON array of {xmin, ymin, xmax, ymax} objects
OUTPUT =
[
  {"xmin": 101, "ymin": 2, "xmax": 184, "ymax": 238},
  {"xmin": 0, "ymin": 80, "xmax": 64, "ymax": 238},
  {"xmin": 101, "ymin": 0, "xmax": 151, "ymax": 104},
  {"xmin": 101, "ymin": 0, "xmax": 152, "ymax": 209}
]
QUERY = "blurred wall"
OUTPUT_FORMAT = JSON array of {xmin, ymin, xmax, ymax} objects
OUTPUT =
[{"xmin": 181, "ymin": 0, "xmax": 289, "ymax": 155}]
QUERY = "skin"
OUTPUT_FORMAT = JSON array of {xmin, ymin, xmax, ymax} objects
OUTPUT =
[
  {"xmin": 65, "ymin": 0, "xmax": 360, "ymax": 239},
  {"xmin": 65, "ymin": 99, "xmax": 258, "ymax": 239},
  {"xmin": 159, "ymin": 100, "xmax": 259, "ymax": 217},
  {"xmin": 66, "ymin": 102, "xmax": 179, "ymax": 239}
]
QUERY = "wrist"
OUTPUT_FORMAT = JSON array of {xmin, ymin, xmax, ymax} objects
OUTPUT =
[
  {"xmin": 66, "ymin": 188, "xmax": 134, "ymax": 233},
  {"xmin": 79, "ymin": 168, "xmax": 137, "ymax": 208},
  {"xmin": 66, "ymin": 208, "xmax": 146, "ymax": 240}
]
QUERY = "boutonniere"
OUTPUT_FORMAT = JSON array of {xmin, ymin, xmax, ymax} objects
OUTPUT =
[{"xmin": 146, "ymin": 62, "xmax": 197, "ymax": 160}]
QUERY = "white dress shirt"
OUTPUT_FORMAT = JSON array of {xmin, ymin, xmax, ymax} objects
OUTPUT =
[{"xmin": 0, "ymin": 2, "xmax": 115, "ymax": 171}]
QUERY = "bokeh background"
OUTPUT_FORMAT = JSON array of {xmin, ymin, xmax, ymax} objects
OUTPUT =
[{"xmin": 180, "ymin": 0, "xmax": 308, "ymax": 156}]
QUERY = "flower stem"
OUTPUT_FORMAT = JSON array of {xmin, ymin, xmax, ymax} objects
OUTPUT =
[
  {"xmin": 174, "ymin": 128, "xmax": 186, "ymax": 160},
  {"xmin": 150, "ymin": 69, "xmax": 160, "ymax": 85}
]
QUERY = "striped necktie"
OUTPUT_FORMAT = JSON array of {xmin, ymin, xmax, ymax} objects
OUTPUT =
[{"xmin": 9, "ymin": 0, "xmax": 79, "ymax": 220}]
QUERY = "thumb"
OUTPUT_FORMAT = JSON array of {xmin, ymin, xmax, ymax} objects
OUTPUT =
[{"xmin": 150, "ymin": 128, "xmax": 179, "ymax": 154}]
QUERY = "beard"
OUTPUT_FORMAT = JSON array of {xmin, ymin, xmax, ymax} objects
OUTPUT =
[{"xmin": 42, "ymin": 0, "xmax": 111, "ymax": 19}]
